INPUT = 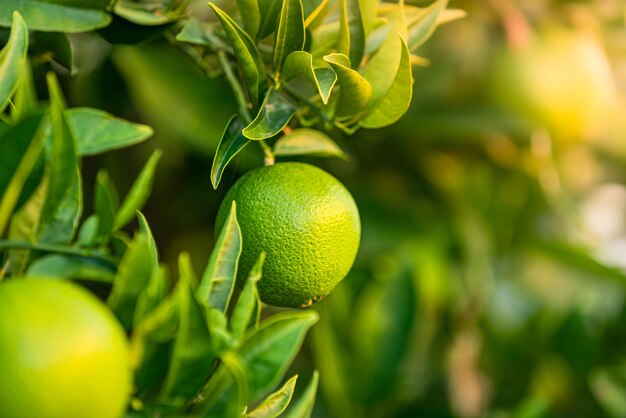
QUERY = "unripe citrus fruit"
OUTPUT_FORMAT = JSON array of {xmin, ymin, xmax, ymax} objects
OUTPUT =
[
  {"xmin": 492, "ymin": 28, "xmax": 615, "ymax": 141},
  {"xmin": 0, "ymin": 278, "xmax": 131, "ymax": 418},
  {"xmin": 216, "ymin": 162, "xmax": 361, "ymax": 308}
]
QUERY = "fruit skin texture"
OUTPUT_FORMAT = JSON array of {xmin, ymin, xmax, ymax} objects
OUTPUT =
[
  {"xmin": 0, "ymin": 278, "xmax": 131, "ymax": 418},
  {"xmin": 216, "ymin": 162, "xmax": 361, "ymax": 308},
  {"xmin": 492, "ymin": 28, "xmax": 615, "ymax": 141}
]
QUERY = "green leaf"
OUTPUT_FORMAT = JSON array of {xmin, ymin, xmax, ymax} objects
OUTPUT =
[
  {"xmin": 200, "ymin": 351, "xmax": 249, "ymax": 418},
  {"xmin": 237, "ymin": 0, "xmax": 261, "ymax": 38},
  {"xmin": 33, "ymin": 32, "xmax": 73, "ymax": 74},
  {"xmin": 230, "ymin": 252, "xmax": 265, "ymax": 344},
  {"xmin": 211, "ymin": 115, "xmax": 251, "ymax": 190},
  {"xmin": 282, "ymin": 51, "xmax": 337, "ymax": 104},
  {"xmin": 114, "ymin": 149, "xmax": 162, "ymax": 230},
  {"xmin": 242, "ymin": 311, "xmax": 318, "ymax": 401},
  {"xmin": 0, "ymin": 12, "xmax": 28, "ymax": 113},
  {"xmin": 323, "ymin": 53, "xmax": 372, "ymax": 116},
  {"xmin": 338, "ymin": 0, "xmax": 365, "ymax": 68},
  {"xmin": 273, "ymin": 0, "xmax": 305, "ymax": 71},
  {"xmin": 591, "ymin": 363, "xmax": 626, "ymax": 418},
  {"xmin": 0, "ymin": 113, "xmax": 45, "ymax": 237},
  {"xmin": 282, "ymin": 371, "xmax": 319, "ymax": 418},
  {"xmin": 303, "ymin": 0, "xmax": 330, "ymax": 28},
  {"xmin": 37, "ymin": 72, "xmax": 82, "ymax": 245},
  {"xmin": 26, "ymin": 254, "xmax": 115, "ymax": 283},
  {"xmin": 133, "ymin": 265, "xmax": 168, "ymax": 329},
  {"xmin": 407, "ymin": 0, "xmax": 448, "ymax": 52},
  {"xmin": 197, "ymin": 201, "xmax": 242, "ymax": 312},
  {"xmin": 209, "ymin": 3, "xmax": 265, "ymax": 106},
  {"xmin": 358, "ymin": 0, "xmax": 377, "ymax": 37},
  {"xmin": 360, "ymin": 2, "xmax": 407, "ymax": 106},
  {"xmin": 94, "ymin": 170, "xmax": 119, "ymax": 240},
  {"xmin": 107, "ymin": 232, "xmax": 154, "ymax": 329},
  {"xmin": 137, "ymin": 211, "xmax": 159, "ymax": 268},
  {"xmin": 113, "ymin": 0, "xmax": 182, "ymax": 26},
  {"xmin": 12, "ymin": 60, "xmax": 38, "ymax": 123},
  {"xmin": 63, "ymin": 108, "xmax": 153, "ymax": 156},
  {"xmin": 257, "ymin": 0, "xmax": 282, "ymax": 39},
  {"xmin": 1, "ymin": 1, "xmax": 111, "ymax": 33},
  {"xmin": 274, "ymin": 128, "xmax": 347, "ymax": 160},
  {"xmin": 362, "ymin": 37, "xmax": 412, "ymax": 128},
  {"xmin": 246, "ymin": 375, "xmax": 298, "ymax": 418},
  {"xmin": 160, "ymin": 265, "xmax": 215, "ymax": 403},
  {"xmin": 242, "ymin": 89, "xmax": 297, "ymax": 140},
  {"xmin": 176, "ymin": 17, "xmax": 212, "ymax": 46}
]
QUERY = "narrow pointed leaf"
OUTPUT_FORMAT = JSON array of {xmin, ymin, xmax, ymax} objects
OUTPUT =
[
  {"xmin": 12, "ymin": 60, "xmax": 38, "ymax": 122},
  {"xmin": 94, "ymin": 170, "xmax": 118, "ymax": 239},
  {"xmin": 26, "ymin": 254, "xmax": 116, "ymax": 283},
  {"xmin": 274, "ymin": 128, "xmax": 347, "ymax": 160},
  {"xmin": 246, "ymin": 375, "xmax": 298, "ymax": 418},
  {"xmin": 197, "ymin": 201, "xmax": 242, "ymax": 312},
  {"xmin": 107, "ymin": 232, "xmax": 153, "ymax": 329},
  {"xmin": 137, "ymin": 211, "xmax": 159, "ymax": 268},
  {"xmin": 133, "ymin": 266, "xmax": 168, "ymax": 329},
  {"xmin": 323, "ymin": 53, "xmax": 371, "ymax": 116},
  {"xmin": 338, "ymin": 0, "xmax": 365, "ymax": 68},
  {"xmin": 37, "ymin": 73, "xmax": 82, "ymax": 244},
  {"xmin": 0, "ymin": 12, "xmax": 28, "ymax": 113},
  {"xmin": 283, "ymin": 51, "xmax": 337, "ymax": 104},
  {"xmin": 211, "ymin": 115, "xmax": 251, "ymax": 189},
  {"xmin": 303, "ymin": 0, "xmax": 330, "ymax": 28},
  {"xmin": 209, "ymin": 3, "xmax": 264, "ymax": 105},
  {"xmin": 114, "ymin": 149, "xmax": 161, "ymax": 230},
  {"xmin": 407, "ymin": 0, "xmax": 448, "ymax": 51},
  {"xmin": 243, "ymin": 89, "xmax": 297, "ymax": 140},
  {"xmin": 273, "ymin": 0, "xmax": 305, "ymax": 71},
  {"xmin": 362, "ymin": 37, "xmax": 412, "ymax": 128},
  {"xmin": 282, "ymin": 371, "xmax": 319, "ymax": 418},
  {"xmin": 230, "ymin": 252, "xmax": 265, "ymax": 344},
  {"xmin": 258, "ymin": 0, "xmax": 282, "ymax": 39}
]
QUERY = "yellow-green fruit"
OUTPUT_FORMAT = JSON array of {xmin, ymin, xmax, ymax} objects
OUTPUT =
[
  {"xmin": 216, "ymin": 162, "xmax": 361, "ymax": 308},
  {"xmin": 492, "ymin": 29, "xmax": 615, "ymax": 141},
  {"xmin": 0, "ymin": 278, "xmax": 131, "ymax": 418}
]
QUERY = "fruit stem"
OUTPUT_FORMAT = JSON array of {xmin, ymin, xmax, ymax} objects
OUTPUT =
[{"xmin": 259, "ymin": 139, "xmax": 275, "ymax": 166}]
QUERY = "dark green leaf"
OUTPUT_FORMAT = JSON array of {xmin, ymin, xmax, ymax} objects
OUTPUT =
[
  {"xmin": 12, "ymin": 61, "xmax": 38, "ymax": 123},
  {"xmin": 209, "ymin": 3, "xmax": 265, "ymax": 106},
  {"xmin": 211, "ymin": 115, "xmax": 251, "ymax": 189},
  {"xmin": 282, "ymin": 51, "xmax": 337, "ymax": 104},
  {"xmin": 37, "ymin": 73, "xmax": 82, "ymax": 245},
  {"xmin": 257, "ymin": 0, "xmax": 282, "ymax": 39},
  {"xmin": 237, "ymin": 0, "xmax": 261, "ymax": 38},
  {"xmin": 133, "ymin": 265, "xmax": 168, "ymax": 329},
  {"xmin": 338, "ymin": 0, "xmax": 365, "ymax": 68},
  {"xmin": 274, "ymin": 128, "xmax": 347, "ymax": 160},
  {"xmin": 160, "ymin": 265, "xmax": 215, "ymax": 403},
  {"xmin": 303, "ymin": 0, "xmax": 329, "ymax": 28},
  {"xmin": 273, "ymin": 0, "xmax": 305, "ymax": 71},
  {"xmin": 0, "ymin": 113, "xmax": 45, "ymax": 236},
  {"xmin": 94, "ymin": 170, "xmax": 118, "ymax": 240},
  {"xmin": 108, "ymin": 232, "xmax": 154, "ymax": 329},
  {"xmin": 0, "ymin": 12, "xmax": 28, "ymax": 113},
  {"xmin": 1, "ymin": 1, "xmax": 111, "ymax": 32},
  {"xmin": 27, "ymin": 254, "xmax": 115, "ymax": 283},
  {"xmin": 362, "ymin": 37, "xmax": 412, "ymax": 128},
  {"xmin": 114, "ymin": 149, "xmax": 161, "ymax": 230},
  {"xmin": 199, "ymin": 351, "xmax": 249, "ymax": 418},
  {"xmin": 323, "ymin": 53, "xmax": 371, "ymax": 116},
  {"xmin": 242, "ymin": 89, "xmax": 297, "ymax": 140},
  {"xmin": 282, "ymin": 371, "xmax": 319, "ymax": 418},
  {"xmin": 197, "ymin": 201, "xmax": 242, "ymax": 312},
  {"xmin": 230, "ymin": 252, "xmax": 264, "ymax": 344},
  {"xmin": 113, "ymin": 0, "xmax": 182, "ymax": 26},
  {"xmin": 64, "ymin": 108, "xmax": 153, "ymax": 156},
  {"xmin": 33, "ymin": 32, "xmax": 73, "ymax": 74},
  {"xmin": 246, "ymin": 375, "xmax": 298, "ymax": 418}
]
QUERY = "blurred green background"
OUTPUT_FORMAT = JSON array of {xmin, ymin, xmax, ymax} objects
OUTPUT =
[{"xmin": 43, "ymin": 0, "xmax": 626, "ymax": 416}]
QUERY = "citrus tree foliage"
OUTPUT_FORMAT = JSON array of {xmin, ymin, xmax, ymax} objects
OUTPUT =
[{"xmin": 0, "ymin": 1, "xmax": 455, "ymax": 417}]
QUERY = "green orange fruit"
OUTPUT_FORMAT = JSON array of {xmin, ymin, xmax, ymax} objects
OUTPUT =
[
  {"xmin": 216, "ymin": 162, "xmax": 361, "ymax": 308},
  {"xmin": 0, "ymin": 278, "xmax": 131, "ymax": 418}
]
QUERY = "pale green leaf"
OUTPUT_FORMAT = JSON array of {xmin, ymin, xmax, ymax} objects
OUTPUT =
[
  {"xmin": 137, "ymin": 211, "xmax": 159, "ymax": 268},
  {"xmin": 176, "ymin": 17, "xmax": 212, "ymax": 46},
  {"xmin": 114, "ymin": 149, "xmax": 162, "ymax": 230},
  {"xmin": 114, "ymin": 0, "xmax": 182, "ymax": 25},
  {"xmin": 197, "ymin": 201, "xmax": 242, "ymax": 312},
  {"xmin": 323, "ymin": 53, "xmax": 372, "ymax": 116},
  {"xmin": 282, "ymin": 371, "xmax": 319, "ymax": 418},
  {"xmin": 242, "ymin": 89, "xmax": 297, "ymax": 140},
  {"xmin": 211, "ymin": 115, "xmax": 251, "ymax": 189},
  {"xmin": 407, "ymin": 0, "xmax": 448, "ymax": 51},
  {"xmin": 246, "ymin": 375, "xmax": 298, "ymax": 418},
  {"xmin": 338, "ymin": 0, "xmax": 365, "ymax": 68},
  {"xmin": 27, "ymin": 254, "xmax": 115, "ymax": 283},
  {"xmin": 0, "ymin": 1, "xmax": 111, "ymax": 33},
  {"xmin": 274, "ymin": 128, "xmax": 347, "ymax": 160},
  {"xmin": 0, "ymin": 12, "xmax": 28, "ymax": 113},
  {"xmin": 303, "ymin": 0, "xmax": 330, "ymax": 28},
  {"xmin": 283, "ymin": 51, "xmax": 337, "ymax": 104},
  {"xmin": 273, "ymin": 0, "xmax": 305, "ymax": 71},
  {"xmin": 362, "ymin": 37, "xmax": 412, "ymax": 128}
]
